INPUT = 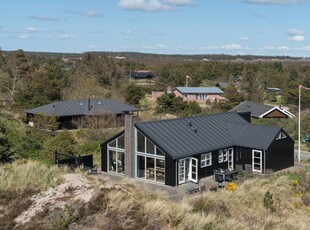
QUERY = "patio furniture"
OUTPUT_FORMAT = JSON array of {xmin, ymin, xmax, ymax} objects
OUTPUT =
[
  {"xmin": 83, "ymin": 164, "xmax": 98, "ymax": 175},
  {"xmin": 214, "ymin": 169, "xmax": 238, "ymax": 183},
  {"xmin": 214, "ymin": 173, "xmax": 225, "ymax": 188},
  {"xmin": 186, "ymin": 187, "xmax": 199, "ymax": 194}
]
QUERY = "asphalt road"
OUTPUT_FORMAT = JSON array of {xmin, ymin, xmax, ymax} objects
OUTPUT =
[{"xmin": 294, "ymin": 150, "xmax": 310, "ymax": 161}]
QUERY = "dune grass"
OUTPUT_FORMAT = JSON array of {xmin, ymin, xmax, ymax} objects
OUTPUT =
[
  {"xmin": 0, "ymin": 160, "xmax": 65, "ymax": 191},
  {"xmin": 1, "ymin": 160, "xmax": 309, "ymax": 229},
  {"xmin": 94, "ymin": 167, "xmax": 310, "ymax": 230}
]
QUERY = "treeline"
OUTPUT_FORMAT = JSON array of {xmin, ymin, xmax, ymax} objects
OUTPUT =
[
  {"xmin": 0, "ymin": 49, "xmax": 146, "ymax": 109},
  {"xmin": 1, "ymin": 49, "xmax": 310, "ymax": 111},
  {"xmin": 15, "ymin": 50, "xmax": 309, "ymax": 61},
  {"xmin": 154, "ymin": 61, "xmax": 310, "ymax": 109}
]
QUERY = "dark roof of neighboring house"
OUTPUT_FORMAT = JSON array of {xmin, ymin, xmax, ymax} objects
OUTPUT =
[
  {"xmin": 173, "ymin": 87, "xmax": 224, "ymax": 94},
  {"xmin": 26, "ymin": 99, "xmax": 138, "ymax": 117},
  {"xmin": 229, "ymin": 100, "xmax": 294, "ymax": 118},
  {"xmin": 130, "ymin": 70, "xmax": 154, "ymax": 79},
  {"xmin": 230, "ymin": 101, "xmax": 273, "ymax": 118},
  {"xmin": 135, "ymin": 112, "xmax": 282, "ymax": 159},
  {"xmin": 215, "ymin": 82, "xmax": 229, "ymax": 88}
]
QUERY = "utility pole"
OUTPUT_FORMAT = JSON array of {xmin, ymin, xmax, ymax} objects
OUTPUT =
[{"xmin": 298, "ymin": 84, "xmax": 310, "ymax": 162}]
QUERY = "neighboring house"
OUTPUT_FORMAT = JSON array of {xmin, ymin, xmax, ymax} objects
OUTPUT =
[
  {"xmin": 215, "ymin": 82, "xmax": 229, "ymax": 90},
  {"xmin": 266, "ymin": 87, "xmax": 281, "ymax": 94},
  {"xmin": 101, "ymin": 112, "xmax": 294, "ymax": 186},
  {"xmin": 171, "ymin": 87, "xmax": 225, "ymax": 102},
  {"xmin": 129, "ymin": 70, "xmax": 154, "ymax": 80},
  {"xmin": 26, "ymin": 99, "xmax": 138, "ymax": 129},
  {"xmin": 230, "ymin": 100, "xmax": 294, "ymax": 119}
]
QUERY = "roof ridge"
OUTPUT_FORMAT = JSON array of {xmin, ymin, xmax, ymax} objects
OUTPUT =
[{"xmin": 137, "ymin": 112, "xmax": 242, "ymax": 125}]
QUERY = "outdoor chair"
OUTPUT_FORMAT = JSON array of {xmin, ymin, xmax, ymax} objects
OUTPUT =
[
  {"xmin": 83, "ymin": 164, "xmax": 98, "ymax": 175},
  {"xmin": 214, "ymin": 174, "xmax": 224, "ymax": 188}
]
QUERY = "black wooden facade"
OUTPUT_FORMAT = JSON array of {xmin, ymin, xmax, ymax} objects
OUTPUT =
[{"xmin": 101, "ymin": 112, "xmax": 295, "ymax": 187}]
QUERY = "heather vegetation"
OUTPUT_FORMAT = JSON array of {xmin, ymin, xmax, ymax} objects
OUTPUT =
[{"xmin": 0, "ymin": 161, "xmax": 309, "ymax": 229}]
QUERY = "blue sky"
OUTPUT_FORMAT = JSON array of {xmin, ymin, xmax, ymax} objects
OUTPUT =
[{"xmin": 0, "ymin": 0, "xmax": 310, "ymax": 57}]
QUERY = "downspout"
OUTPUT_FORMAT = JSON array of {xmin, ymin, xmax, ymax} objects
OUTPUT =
[
  {"xmin": 264, "ymin": 150, "xmax": 266, "ymax": 174},
  {"xmin": 175, "ymin": 159, "xmax": 178, "ymax": 187}
]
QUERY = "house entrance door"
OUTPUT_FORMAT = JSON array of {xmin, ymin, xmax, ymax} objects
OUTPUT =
[
  {"xmin": 190, "ymin": 157, "xmax": 198, "ymax": 183},
  {"xmin": 178, "ymin": 158, "xmax": 198, "ymax": 184}
]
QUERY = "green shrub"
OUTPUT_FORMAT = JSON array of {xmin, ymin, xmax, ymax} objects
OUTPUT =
[{"xmin": 263, "ymin": 190, "xmax": 276, "ymax": 212}]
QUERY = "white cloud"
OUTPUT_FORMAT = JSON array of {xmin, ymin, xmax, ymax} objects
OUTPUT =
[
  {"xmin": 29, "ymin": 15, "xmax": 61, "ymax": 21},
  {"xmin": 287, "ymin": 29, "xmax": 303, "ymax": 35},
  {"xmin": 222, "ymin": 44, "xmax": 242, "ymax": 50},
  {"xmin": 163, "ymin": 0, "xmax": 194, "ymax": 5},
  {"xmin": 25, "ymin": 27, "xmax": 41, "ymax": 33},
  {"xmin": 84, "ymin": 10, "xmax": 102, "ymax": 17},
  {"xmin": 242, "ymin": 0, "xmax": 304, "ymax": 4},
  {"xmin": 89, "ymin": 44, "xmax": 104, "ymax": 49},
  {"xmin": 295, "ymin": 46, "xmax": 310, "ymax": 51},
  {"xmin": 288, "ymin": 35, "xmax": 305, "ymax": 42},
  {"xmin": 65, "ymin": 10, "xmax": 102, "ymax": 17},
  {"xmin": 47, "ymin": 34, "xmax": 76, "ymax": 39},
  {"xmin": 278, "ymin": 46, "xmax": 290, "ymax": 50},
  {"xmin": 118, "ymin": 0, "xmax": 193, "ymax": 11},
  {"xmin": 140, "ymin": 45, "xmax": 154, "ymax": 49},
  {"xmin": 19, "ymin": 34, "xmax": 31, "ymax": 39},
  {"xmin": 58, "ymin": 34, "xmax": 76, "ymax": 39},
  {"xmin": 198, "ymin": 46, "xmax": 219, "ymax": 50},
  {"xmin": 259, "ymin": 45, "xmax": 291, "ymax": 51},
  {"xmin": 260, "ymin": 45, "xmax": 275, "ymax": 50},
  {"xmin": 156, "ymin": 44, "xmax": 167, "ymax": 48},
  {"xmin": 139, "ymin": 44, "xmax": 167, "ymax": 49},
  {"xmin": 178, "ymin": 46, "xmax": 190, "ymax": 49},
  {"xmin": 240, "ymin": 37, "xmax": 249, "ymax": 41}
]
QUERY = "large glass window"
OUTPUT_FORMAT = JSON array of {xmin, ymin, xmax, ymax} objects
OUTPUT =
[
  {"xmin": 118, "ymin": 135, "xmax": 125, "ymax": 149},
  {"xmin": 156, "ymin": 159, "xmax": 165, "ymax": 183},
  {"xmin": 137, "ymin": 131, "xmax": 145, "ymax": 152},
  {"xmin": 201, "ymin": 152, "xmax": 212, "ymax": 167},
  {"xmin": 146, "ymin": 139, "xmax": 155, "ymax": 154},
  {"xmin": 137, "ymin": 155, "xmax": 145, "ymax": 178},
  {"xmin": 107, "ymin": 135, "xmax": 125, "ymax": 175},
  {"xmin": 135, "ymin": 129, "xmax": 165, "ymax": 184}
]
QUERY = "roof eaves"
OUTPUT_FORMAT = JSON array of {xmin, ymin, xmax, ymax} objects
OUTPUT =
[{"xmin": 259, "ymin": 107, "xmax": 277, "ymax": 118}]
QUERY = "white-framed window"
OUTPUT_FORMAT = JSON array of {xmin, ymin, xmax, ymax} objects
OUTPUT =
[
  {"xmin": 218, "ymin": 149, "xmax": 229, "ymax": 163},
  {"xmin": 201, "ymin": 152, "xmax": 212, "ymax": 167},
  {"xmin": 196, "ymin": 94, "xmax": 207, "ymax": 100},
  {"xmin": 276, "ymin": 131, "xmax": 287, "ymax": 140}
]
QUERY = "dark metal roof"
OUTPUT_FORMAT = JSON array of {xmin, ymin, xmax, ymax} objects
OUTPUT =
[
  {"xmin": 215, "ymin": 82, "xmax": 229, "ymax": 88},
  {"xmin": 173, "ymin": 87, "xmax": 224, "ymax": 94},
  {"xmin": 26, "ymin": 99, "xmax": 139, "ymax": 117},
  {"xmin": 229, "ymin": 100, "xmax": 274, "ymax": 118},
  {"xmin": 136, "ymin": 113, "xmax": 244, "ymax": 159},
  {"xmin": 227, "ymin": 123, "xmax": 280, "ymax": 150},
  {"xmin": 130, "ymin": 70, "xmax": 154, "ymax": 79},
  {"xmin": 135, "ymin": 112, "xmax": 283, "ymax": 159}
]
